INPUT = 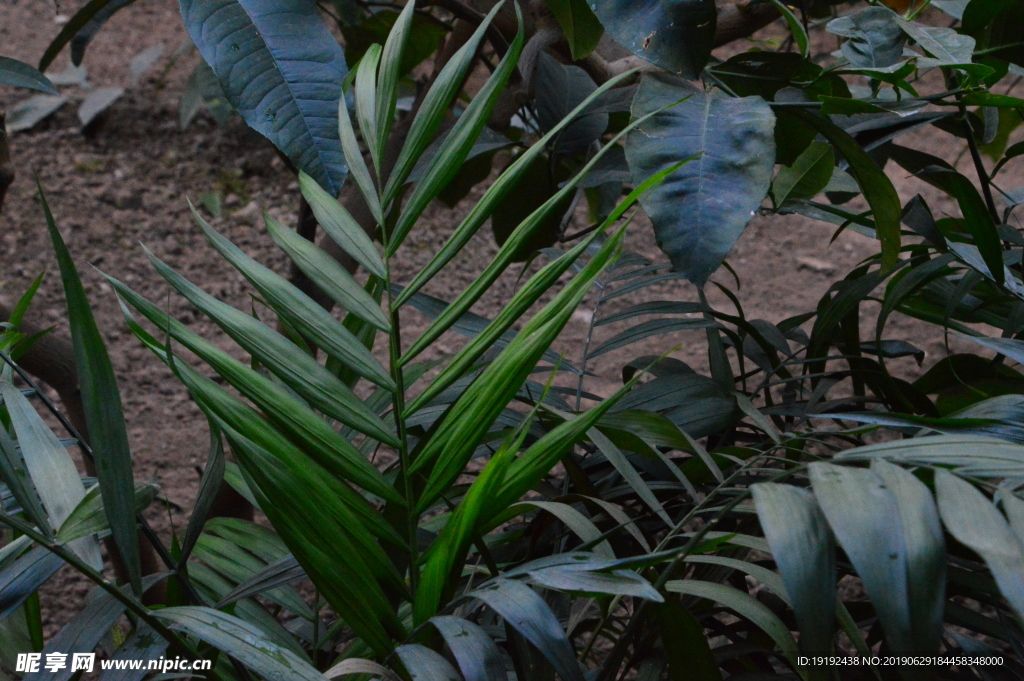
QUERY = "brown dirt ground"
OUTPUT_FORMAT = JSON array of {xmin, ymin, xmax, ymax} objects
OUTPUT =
[{"xmin": 0, "ymin": 0, "xmax": 1006, "ymax": 635}]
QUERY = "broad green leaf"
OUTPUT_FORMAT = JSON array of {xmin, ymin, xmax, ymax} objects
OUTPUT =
[
  {"xmin": 154, "ymin": 607, "xmax": 323, "ymax": 681},
  {"xmin": 809, "ymin": 463, "xmax": 914, "ymax": 653},
  {"xmin": 264, "ymin": 213, "xmax": 389, "ymax": 330},
  {"xmin": 1, "ymin": 380, "xmax": 101, "ymax": 569},
  {"xmin": 77, "ymin": 86, "xmax": 123, "ymax": 126},
  {"xmin": 548, "ymin": 0, "xmax": 603, "ymax": 59},
  {"xmin": 587, "ymin": 0, "xmax": 716, "ymax": 78},
  {"xmin": 109, "ymin": 276, "xmax": 400, "ymax": 501},
  {"xmin": 788, "ymin": 109, "xmax": 901, "ymax": 270},
  {"xmin": 934, "ymin": 470, "xmax": 1024, "ymax": 621},
  {"xmin": 298, "ymin": 171, "xmax": 386, "ymax": 279},
  {"xmin": 179, "ymin": 0, "xmax": 349, "ymax": 193},
  {"xmin": 751, "ymin": 483, "xmax": 836, "ymax": 660},
  {"xmin": 395, "ymin": 644, "xmax": 461, "ymax": 681},
  {"xmin": 827, "ymin": 7, "xmax": 905, "ymax": 69},
  {"xmin": 870, "ymin": 460, "xmax": 946, "ymax": 654},
  {"xmin": 41, "ymin": 186, "xmax": 141, "ymax": 591},
  {"xmin": 0, "ymin": 57, "xmax": 57, "ymax": 94},
  {"xmin": 626, "ymin": 73, "xmax": 775, "ymax": 286},
  {"xmin": 772, "ymin": 141, "xmax": 834, "ymax": 207},
  {"xmin": 470, "ymin": 579, "xmax": 585, "ymax": 681},
  {"xmin": 143, "ymin": 248, "xmax": 397, "ymax": 445},
  {"xmin": 56, "ymin": 481, "xmax": 157, "ymax": 544},
  {"xmin": 192, "ymin": 206, "xmax": 393, "ymax": 389},
  {"xmin": 534, "ymin": 53, "xmax": 607, "ymax": 156},
  {"xmin": 664, "ymin": 579, "xmax": 799, "ymax": 667},
  {"xmin": 431, "ymin": 616, "xmax": 505, "ymax": 681},
  {"xmin": 895, "ymin": 16, "xmax": 974, "ymax": 66}
]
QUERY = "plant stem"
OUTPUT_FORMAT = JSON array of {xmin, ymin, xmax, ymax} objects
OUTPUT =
[
  {"xmin": 956, "ymin": 95, "xmax": 1000, "ymax": 224},
  {"xmin": 386, "ymin": 268, "xmax": 419, "ymax": 595},
  {"xmin": 0, "ymin": 510, "xmax": 198, "ymax": 664}
]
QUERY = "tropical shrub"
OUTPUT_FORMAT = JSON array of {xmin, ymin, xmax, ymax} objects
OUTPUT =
[{"xmin": 3, "ymin": 0, "xmax": 1024, "ymax": 680}]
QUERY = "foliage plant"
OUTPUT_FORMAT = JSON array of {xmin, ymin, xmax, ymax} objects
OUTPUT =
[{"xmin": 5, "ymin": 0, "xmax": 1024, "ymax": 680}]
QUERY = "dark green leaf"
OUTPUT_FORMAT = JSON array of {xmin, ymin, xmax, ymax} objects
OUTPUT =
[
  {"xmin": 827, "ymin": 7, "xmax": 906, "ymax": 69},
  {"xmin": 43, "ymin": 135, "xmax": 140, "ymax": 593},
  {"xmin": 587, "ymin": 0, "xmax": 716, "ymax": 78},
  {"xmin": 0, "ymin": 546, "xmax": 64, "ymax": 620},
  {"xmin": 751, "ymin": 483, "xmax": 836, "ymax": 658},
  {"xmin": 470, "ymin": 579, "xmax": 585, "ymax": 681},
  {"xmin": 395, "ymin": 644, "xmax": 461, "ymax": 681},
  {"xmin": 788, "ymin": 109, "xmax": 901, "ymax": 270},
  {"xmin": 935, "ymin": 470, "xmax": 1024, "ymax": 620},
  {"xmin": 180, "ymin": 0, "xmax": 348, "ymax": 193},
  {"xmin": 155, "ymin": 607, "xmax": 323, "ymax": 681},
  {"xmin": 773, "ymin": 141, "xmax": 834, "ymax": 207},
  {"xmin": 626, "ymin": 73, "xmax": 775, "ymax": 286},
  {"xmin": 0, "ymin": 57, "xmax": 57, "ymax": 94},
  {"xmin": 808, "ymin": 463, "xmax": 914, "ymax": 653},
  {"xmin": 431, "ymin": 616, "xmax": 505, "ymax": 681},
  {"xmin": 535, "ymin": 53, "xmax": 608, "ymax": 155},
  {"xmin": 548, "ymin": 0, "xmax": 603, "ymax": 59}
]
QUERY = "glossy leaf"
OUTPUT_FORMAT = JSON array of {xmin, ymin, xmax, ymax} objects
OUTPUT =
[
  {"xmin": 179, "ymin": 0, "xmax": 348, "ymax": 193},
  {"xmin": 772, "ymin": 141, "xmax": 834, "ymax": 207},
  {"xmin": 626, "ymin": 73, "xmax": 775, "ymax": 286}
]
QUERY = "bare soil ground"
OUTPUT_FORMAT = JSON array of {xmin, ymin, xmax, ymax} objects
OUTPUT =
[{"xmin": 0, "ymin": 0, "xmax": 999, "ymax": 633}]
